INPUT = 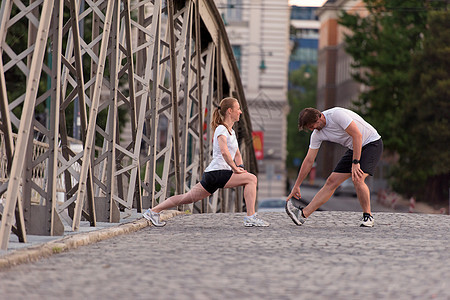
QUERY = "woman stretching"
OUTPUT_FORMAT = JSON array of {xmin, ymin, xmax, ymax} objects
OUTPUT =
[{"xmin": 143, "ymin": 97, "xmax": 269, "ymax": 227}]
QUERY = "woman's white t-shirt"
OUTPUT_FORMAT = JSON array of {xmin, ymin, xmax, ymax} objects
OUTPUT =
[
  {"xmin": 310, "ymin": 107, "xmax": 381, "ymax": 150},
  {"xmin": 204, "ymin": 125, "xmax": 238, "ymax": 172}
]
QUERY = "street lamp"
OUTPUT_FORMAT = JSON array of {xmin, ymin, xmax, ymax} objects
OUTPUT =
[{"xmin": 259, "ymin": 58, "xmax": 267, "ymax": 71}]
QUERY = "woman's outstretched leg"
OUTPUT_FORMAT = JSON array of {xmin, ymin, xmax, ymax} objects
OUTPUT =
[
  {"xmin": 152, "ymin": 183, "xmax": 210, "ymax": 213},
  {"xmin": 143, "ymin": 183, "xmax": 210, "ymax": 227}
]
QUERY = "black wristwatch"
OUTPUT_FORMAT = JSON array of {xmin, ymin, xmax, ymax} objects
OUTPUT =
[{"xmin": 352, "ymin": 159, "xmax": 360, "ymax": 164}]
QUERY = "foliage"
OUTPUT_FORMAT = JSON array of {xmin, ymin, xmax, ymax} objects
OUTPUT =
[
  {"xmin": 339, "ymin": 1, "xmax": 449, "ymax": 204},
  {"xmin": 393, "ymin": 11, "xmax": 450, "ymax": 204},
  {"xmin": 286, "ymin": 65, "xmax": 317, "ymax": 173},
  {"xmin": 4, "ymin": 5, "xmax": 28, "ymax": 127},
  {"xmin": 339, "ymin": 0, "xmax": 432, "ymax": 150}
]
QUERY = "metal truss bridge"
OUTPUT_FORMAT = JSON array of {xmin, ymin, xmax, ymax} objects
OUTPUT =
[{"xmin": 0, "ymin": 0, "xmax": 256, "ymax": 249}]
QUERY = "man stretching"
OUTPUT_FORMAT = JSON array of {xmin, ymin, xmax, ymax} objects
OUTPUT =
[{"xmin": 286, "ymin": 107, "xmax": 383, "ymax": 227}]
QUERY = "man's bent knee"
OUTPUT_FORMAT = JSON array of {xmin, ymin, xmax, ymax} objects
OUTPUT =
[
  {"xmin": 352, "ymin": 174, "xmax": 368, "ymax": 186},
  {"xmin": 353, "ymin": 179, "xmax": 368, "ymax": 190}
]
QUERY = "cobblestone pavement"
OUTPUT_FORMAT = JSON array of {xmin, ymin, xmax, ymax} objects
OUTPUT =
[{"xmin": 0, "ymin": 211, "xmax": 449, "ymax": 299}]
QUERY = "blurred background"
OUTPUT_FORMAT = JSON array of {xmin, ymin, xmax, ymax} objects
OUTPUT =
[
  {"xmin": 2, "ymin": 0, "xmax": 447, "ymax": 214},
  {"xmin": 215, "ymin": 0, "xmax": 449, "ymax": 212}
]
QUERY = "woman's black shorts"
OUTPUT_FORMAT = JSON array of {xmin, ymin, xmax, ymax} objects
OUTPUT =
[
  {"xmin": 334, "ymin": 139, "xmax": 383, "ymax": 176},
  {"xmin": 200, "ymin": 170, "xmax": 233, "ymax": 194}
]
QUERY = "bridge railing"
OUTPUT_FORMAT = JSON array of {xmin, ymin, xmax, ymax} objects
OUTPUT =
[{"xmin": 0, "ymin": 0, "xmax": 256, "ymax": 250}]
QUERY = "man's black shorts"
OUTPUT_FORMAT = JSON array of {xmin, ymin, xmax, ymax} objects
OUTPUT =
[
  {"xmin": 334, "ymin": 139, "xmax": 383, "ymax": 176},
  {"xmin": 200, "ymin": 170, "xmax": 233, "ymax": 194}
]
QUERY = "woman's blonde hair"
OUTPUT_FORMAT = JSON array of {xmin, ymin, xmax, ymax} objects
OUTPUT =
[{"xmin": 211, "ymin": 97, "xmax": 238, "ymax": 133}]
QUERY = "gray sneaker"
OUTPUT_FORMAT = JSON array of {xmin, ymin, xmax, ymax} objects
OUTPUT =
[
  {"xmin": 143, "ymin": 209, "xmax": 166, "ymax": 227},
  {"xmin": 244, "ymin": 214, "xmax": 270, "ymax": 227},
  {"xmin": 285, "ymin": 198, "xmax": 306, "ymax": 226},
  {"xmin": 360, "ymin": 213, "xmax": 374, "ymax": 227}
]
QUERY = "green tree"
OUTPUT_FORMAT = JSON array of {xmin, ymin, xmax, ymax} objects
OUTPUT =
[
  {"xmin": 4, "ymin": 6, "xmax": 28, "ymax": 128},
  {"xmin": 339, "ymin": 0, "xmax": 435, "ymax": 150},
  {"xmin": 394, "ymin": 11, "xmax": 450, "ymax": 205},
  {"xmin": 286, "ymin": 65, "xmax": 317, "ymax": 175},
  {"xmin": 339, "ymin": 1, "xmax": 449, "ymax": 205}
]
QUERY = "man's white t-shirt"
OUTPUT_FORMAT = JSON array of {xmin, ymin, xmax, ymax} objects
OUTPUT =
[
  {"xmin": 310, "ymin": 107, "xmax": 381, "ymax": 150},
  {"xmin": 204, "ymin": 125, "xmax": 238, "ymax": 172}
]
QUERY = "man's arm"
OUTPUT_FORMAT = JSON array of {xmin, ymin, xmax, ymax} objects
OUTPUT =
[
  {"xmin": 287, "ymin": 147, "xmax": 319, "ymax": 200},
  {"xmin": 345, "ymin": 121, "xmax": 364, "ymax": 180}
]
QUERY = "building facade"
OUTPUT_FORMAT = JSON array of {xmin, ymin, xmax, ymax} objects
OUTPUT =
[
  {"xmin": 289, "ymin": 6, "xmax": 319, "ymax": 72},
  {"xmin": 215, "ymin": 0, "xmax": 290, "ymax": 198}
]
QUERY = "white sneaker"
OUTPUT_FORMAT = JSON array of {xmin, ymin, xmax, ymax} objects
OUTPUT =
[
  {"xmin": 360, "ymin": 213, "xmax": 374, "ymax": 227},
  {"xmin": 244, "ymin": 214, "xmax": 270, "ymax": 227},
  {"xmin": 143, "ymin": 209, "xmax": 166, "ymax": 227},
  {"xmin": 285, "ymin": 198, "xmax": 306, "ymax": 226}
]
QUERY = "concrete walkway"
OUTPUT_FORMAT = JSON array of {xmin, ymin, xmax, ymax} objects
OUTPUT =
[
  {"xmin": 0, "ymin": 210, "xmax": 449, "ymax": 299},
  {"xmin": 0, "ymin": 209, "xmax": 182, "ymax": 268}
]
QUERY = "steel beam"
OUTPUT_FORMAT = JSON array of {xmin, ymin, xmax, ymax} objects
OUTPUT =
[
  {"xmin": 0, "ymin": 0, "xmax": 55, "ymax": 250},
  {"xmin": 72, "ymin": 0, "xmax": 115, "ymax": 231},
  {"xmin": 167, "ymin": 0, "xmax": 182, "ymax": 196},
  {"xmin": 0, "ymin": 0, "xmax": 256, "ymax": 249},
  {"xmin": 195, "ymin": 0, "xmax": 205, "ymax": 213}
]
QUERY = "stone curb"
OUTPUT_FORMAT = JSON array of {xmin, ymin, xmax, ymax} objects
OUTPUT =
[{"xmin": 0, "ymin": 210, "xmax": 183, "ymax": 270}]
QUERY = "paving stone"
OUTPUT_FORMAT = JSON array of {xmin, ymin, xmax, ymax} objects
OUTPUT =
[{"xmin": 0, "ymin": 211, "xmax": 449, "ymax": 299}]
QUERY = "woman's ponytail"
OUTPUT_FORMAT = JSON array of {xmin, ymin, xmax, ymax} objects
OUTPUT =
[{"xmin": 211, "ymin": 107, "xmax": 222, "ymax": 132}]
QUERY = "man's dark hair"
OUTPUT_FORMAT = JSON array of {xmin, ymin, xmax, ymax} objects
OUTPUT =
[{"xmin": 298, "ymin": 108, "xmax": 321, "ymax": 131}]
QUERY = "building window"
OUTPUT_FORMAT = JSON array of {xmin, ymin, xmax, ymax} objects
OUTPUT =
[
  {"xmin": 232, "ymin": 45, "xmax": 241, "ymax": 71},
  {"xmin": 227, "ymin": 0, "xmax": 242, "ymax": 21},
  {"xmin": 290, "ymin": 48, "xmax": 317, "ymax": 64},
  {"xmin": 291, "ymin": 6, "xmax": 319, "ymax": 21}
]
